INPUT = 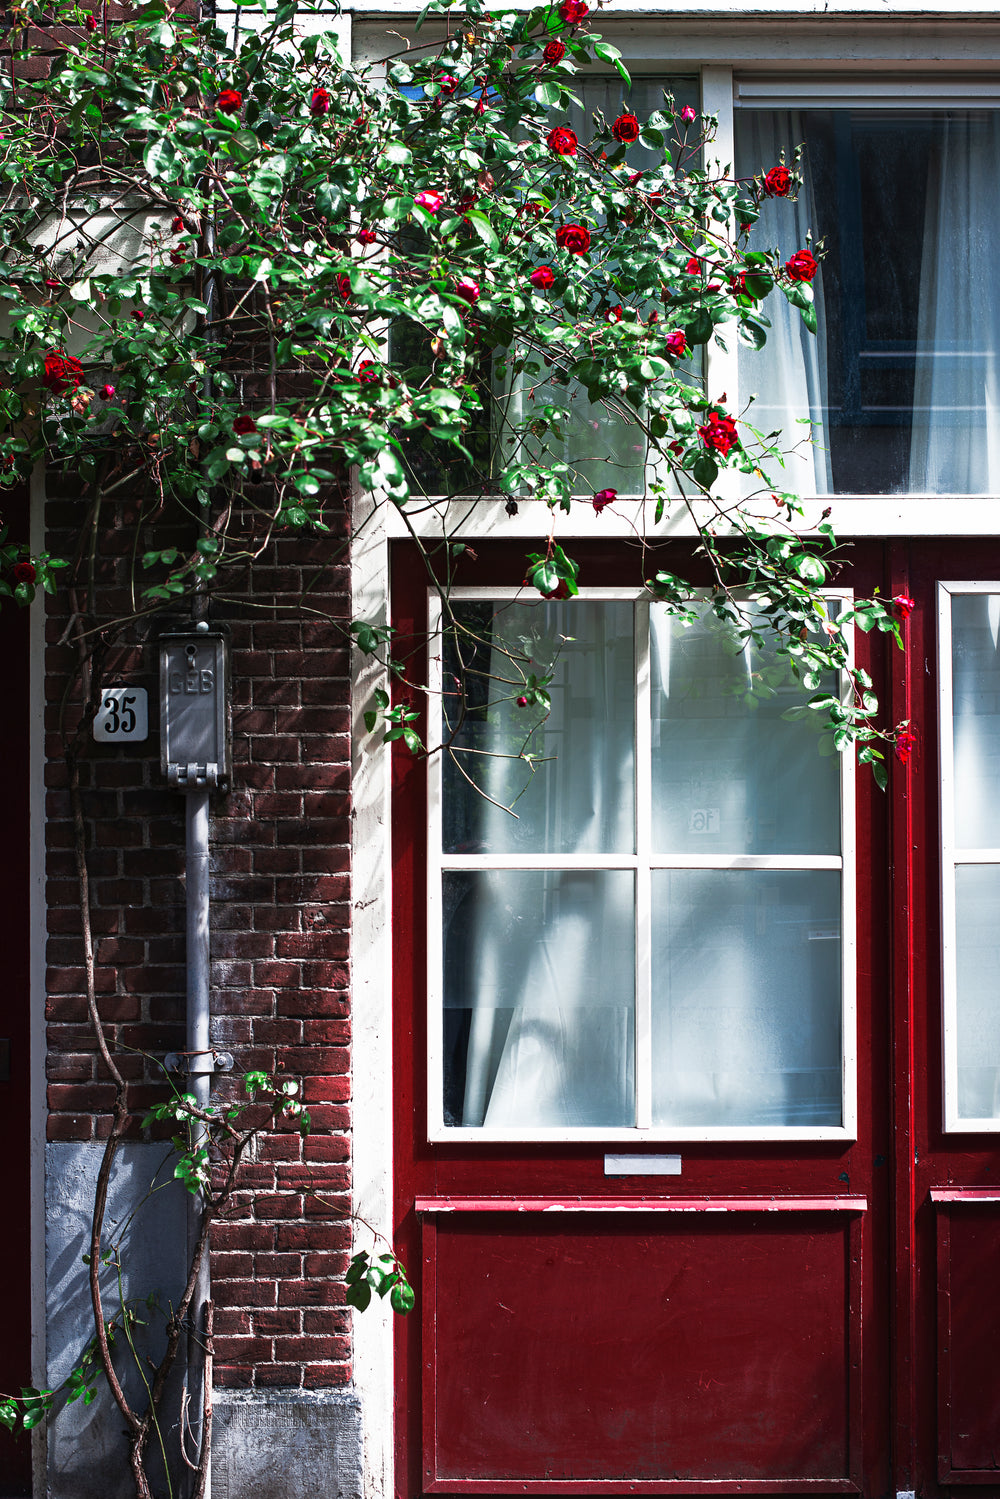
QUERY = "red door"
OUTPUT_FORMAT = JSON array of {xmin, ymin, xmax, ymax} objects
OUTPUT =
[
  {"xmin": 892, "ymin": 539, "xmax": 1000, "ymax": 1499},
  {"xmin": 392, "ymin": 538, "xmax": 895, "ymax": 1499},
  {"xmin": 0, "ymin": 483, "xmax": 34, "ymax": 1496}
]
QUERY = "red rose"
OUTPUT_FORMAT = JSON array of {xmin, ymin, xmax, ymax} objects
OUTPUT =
[
  {"xmin": 679, "ymin": 105, "xmax": 697, "ymax": 124},
  {"xmin": 436, "ymin": 75, "xmax": 458, "ymax": 95},
  {"xmin": 530, "ymin": 265, "xmax": 555, "ymax": 289},
  {"xmin": 357, "ymin": 228, "xmax": 377, "ymax": 244},
  {"xmin": 357, "ymin": 361, "xmax": 378, "ymax": 384},
  {"xmin": 516, "ymin": 695, "xmax": 528, "ymax": 707},
  {"xmin": 606, "ymin": 304, "xmax": 623, "ymax": 322},
  {"xmin": 336, "ymin": 273, "xmax": 352, "ymax": 301},
  {"xmin": 171, "ymin": 215, "xmax": 185, "ymax": 233},
  {"xmin": 84, "ymin": 14, "xmax": 97, "ymax": 30},
  {"xmin": 310, "ymin": 87, "xmax": 331, "ymax": 116},
  {"xmin": 547, "ymin": 126, "xmax": 578, "ymax": 157},
  {"xmin": 729, "ymin": 271, "xmax": 756, "ymax": 298},
  {"xmin": 892, "ymin": 594, "xmax": 916, "ymax": 620},
  {"xmin": 763, "ymin": 164, "xmax": 791, "ymax": 198},
  {"xmin": 170, "ymin": 248, "xmax": 185, "ymax": 264},
  {"xmin": 100, "ymin": 383, "xmax": 115, "ymax": 399},
  {"xmin": 13, "ymin": 561, "xmax": 36, "ymax": 584},
  {"xmin": 519, "ymin": 200, "xmax": 544, "ymax": 220},
  {"xmin": 668, "ymin": 439, "xmax": 684, "ymax": 455},
  {"xmin": 665, "ymin": 330, "xmax": 687, "ymax": 357},
  {"xmin": 42, "ymin": 351, "xmax": 84, "ymax": 395},
  {"xmin": 543, "ymin": 40, "xmax": 566, "ymax": 63},
  {"xmin": 785, "ymin": 248, "xmax": 818, "ymax": 282},
  {"xmin": 612, "ymin": 113, "xmax": 640, "ymax": 144},
  {"xmin": 130, "ymin": 309, "xmax": 145, "ymax": 321},
  {"xmin": 414, "ymin": 190, "xmax": 443, "ymax": 214},
  {"xmin": 685, "ymin": 256, "xmax": 701, "ymax": 275},
  {"xmin": 558, "ymin": 0, "xmax": 589, "ymax": 20},
  {"xmin": 217, "ymin": 89, "xmax": 243, "ymax": 114},
  {"xmin": 592, "ymin": 488, "xmax": 617, "ymax": 514},
  {"xmin": 556, "ymin": 222, "xmax": 591, "ymax": 254},
  {"xmin": 455, "ymin": 276, "xmax": 480, "ymax": 304},
  {"xmin": 233, "ymin": 414, "xmax": 257, "ymax": 435},
  {"xmin": 895, "ymin": 728, "xmax": 918, "ymax": 766},
  {"xmin": 698, "ymin": 411, "xmax": 740, "ymax": 455}
]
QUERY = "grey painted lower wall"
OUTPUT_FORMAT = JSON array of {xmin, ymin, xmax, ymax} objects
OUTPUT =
[
  {"xmin": 45, "ymin": 1144, "xmax": 365, "ymax": 1499},
  {"xmin": 45, "ymin": 1141, "xmax": 188, "ymax": 1499},
  {"xmin": 212, "ymin": 1390, "xmax": 363, "ymax": 1499}
]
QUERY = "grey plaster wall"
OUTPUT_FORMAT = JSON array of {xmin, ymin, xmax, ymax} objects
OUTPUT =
[
  {"xmin": 212, "ymin": 1389, "xmax": 363, "ymax": 1499},
  {"xmin": 45, "ymin": 1141, "xmax": 189, "ymax": 1499}
]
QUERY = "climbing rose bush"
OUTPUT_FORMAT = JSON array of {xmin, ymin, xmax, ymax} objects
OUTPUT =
[{"xmin": 0, "ymin": 0, "xmax": 903, "ymax": 775}]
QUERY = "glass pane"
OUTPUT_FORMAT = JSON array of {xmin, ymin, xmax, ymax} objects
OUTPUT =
[
  {"xmin": 651, "ymin": 870, "xmax": 842, "ymax": 1127},
  {"xmin": 955, "ymin": 865, "xmax": 1000, "ymax": 1120},
  {"xmin": 443, "ymin": 600, "xmax": 635, "ymax": 855},
  {"xmin": 499, "ymin": 76, "xmax": 698, "ymax": 497},
  {"xmin": 736, "ymin": 110, "xmax": 1000, "ymax": 496},
  {"xmin": 952, "ymin": 594, "xmax": 1000, "ymax": 848},
  {"xmin": 650, "ymin": 603, "xmax": 840, "ymax": 856},
  {"xmin": 443, "ymin": 870, "xmax": 635, "ymax": 1128}
]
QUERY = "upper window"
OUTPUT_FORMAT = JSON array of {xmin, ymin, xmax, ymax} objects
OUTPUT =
[
  {"xmin": 428, "ymin": 592, "xmax": 856, "ymax": 1142},
  {"xmin": 736, "ymin": 108, "xmax": 1000, "ymax": 496}
]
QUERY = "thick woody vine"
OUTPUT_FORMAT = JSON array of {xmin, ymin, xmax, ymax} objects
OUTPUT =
[{"xmin": 0, "ymin": 0, "xmax": 911, "ymax": 1489}]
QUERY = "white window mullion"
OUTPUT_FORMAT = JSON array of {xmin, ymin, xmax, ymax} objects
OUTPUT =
[
  {"xmin": 635, "ymin": 600, "xmax": 653, "ymax": 1130},
  {"xmin": 938, "ymin": 581, "xmax": 961, "ymax": 1132},
  {"xmin": 426, "ymin": 593, "xmax": 446, "ymax": 1137}
]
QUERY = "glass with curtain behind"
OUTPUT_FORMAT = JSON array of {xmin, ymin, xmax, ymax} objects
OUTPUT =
[
  {"xmin": 439, "ymin": 597, "xmax": 845, "ymax": 1133},
  {"xmin": 736, "ymin": 110, "xmax": 1000, "ymax": 495}
]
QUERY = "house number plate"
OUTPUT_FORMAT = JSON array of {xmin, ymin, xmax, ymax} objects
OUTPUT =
[{"xmin": 94, "ymin": 687, "xmax": 149, "ymax": 742}]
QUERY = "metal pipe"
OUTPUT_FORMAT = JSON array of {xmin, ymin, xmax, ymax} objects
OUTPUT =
[{"xmin": 186, "ymin": 785, "xmax": 211, "ymax": 1499}]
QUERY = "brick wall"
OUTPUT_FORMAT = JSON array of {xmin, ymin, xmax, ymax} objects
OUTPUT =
[{"xmin": 43, "ymin": 475, "xmax": 355, "ymax": 1390}]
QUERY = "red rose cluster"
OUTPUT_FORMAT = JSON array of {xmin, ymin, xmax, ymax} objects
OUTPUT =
[
  {"xmin": 698, "ymin": 411, "xmax": 740, "ymax": 455},
  {"xmin": 785, "ymin": 248, "xmax": 817, "ymax": 282},
  {"xmin": 556, "ymin": 223, "xmax": 590, "ymax": 254},
  {"xmin": 612, "ymin": 113, "xmax": 641, "ymax": 144},
  {"xmin": 547, "ymin": 126, "xmax": 578, "ymax": 157},
  {"xmin": 763, "ymin": 164, "xmax": 791, "ymax": 197},
  {"xmin": 42, "ymin": 351, "xmax": 84, "ymax": 395}
]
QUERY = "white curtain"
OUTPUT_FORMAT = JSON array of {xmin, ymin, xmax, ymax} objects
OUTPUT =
[
  {"xmin": 443, "ymin": 602, "xmax": 636, "ymax": 1128},
  {"xmin": 909, "ymin": 114, "xmax": 1000, "ymax": 495},
  {"xmin": 735, "ymin": 112, "xmax": 833, "ymax": 495}
]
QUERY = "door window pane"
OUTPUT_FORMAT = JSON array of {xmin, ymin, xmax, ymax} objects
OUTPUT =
[
  {"xmin": 443, "ymin": 600, "xmax": 636, "ymax": 855},
  {"xmin": 650, "ymin": 603, "xmax": 840, "ymax": 855},
  {"xmin": 443, "ymin": 870, "xmax": 636, "ymax": 1128},
  {"xmin": 651, "ymin": 870, "xmax": 842, "ymax": 1127},
  {"xmin": 951, "ymin": 593, "xmax": 1000, "ymax": 848},
  {"xmin": 736, "ymin": 110, "xmax": 1000, "ymax": 495},
  {"xmin": 955, "ymin": 865, "xmax": 1000, "ymax": 1121}
]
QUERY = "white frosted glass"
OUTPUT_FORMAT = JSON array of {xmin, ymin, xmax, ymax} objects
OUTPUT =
[
  {"xmin": 955, "ymin": 865, "xmax": 1000, "ymax": 1119},
  {"xmin": 650, "ymin": 604, "xmax": 840, "ymax": 855},
  {"xmin": 443, "ymin": 870, "xmax": 635, "ymax": 1128},
  {"xmin": 952, "ymin": 594, "xmax": 1000, "ymax": 849},
  {"xmin": 443, "ymin": 600, "xmax": 635, "ymax": 855},
  {"xmin": 651, "ymin": 870, "xmax": 842, "ymax": 1127}
]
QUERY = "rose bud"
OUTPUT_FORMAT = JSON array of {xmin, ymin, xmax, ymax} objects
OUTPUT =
[
  {"xmin": 310, "ymin": 87, "xmax": 331, "ymax": 115},
  {"xmin": 84, "ymin": 14, "xmax": 98, "ymax": 30},
  {"xmin": 455, "ymin": 276, "xmax": 480, "ymax": 304},
  {"xmin": 130, "ymin": 309, "xmax": 145, "ymax": 321},
  {"xmin": 530, "ymin": 265, "xmax": 555, "ymax": 290},
  {"xmin": 679, "ymin": 105, "xmax": 697, "ymax": 123},
  {"xmin": 516, "ymin": 696, "xmax": 528, "ymax": 707},
  {"xmin": 100, "ymin": 383, "xmax": 115, "ymax": 399}
]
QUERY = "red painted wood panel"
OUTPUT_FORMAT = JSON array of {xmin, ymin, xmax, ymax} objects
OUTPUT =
[
  {"xmin": 935, "ymin": 1197, "xmax": 1000, "ymax": 1483},
  {"xmin": 0, "ymin": 483, "xmax": 33, "ymax": 1496},
  {"xmin": 421, "ymin": 1209, "xmax": 864, "ymax": 1490}
]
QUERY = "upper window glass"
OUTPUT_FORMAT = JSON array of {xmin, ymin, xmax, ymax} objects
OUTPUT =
[{"xmin": 736, "ymin": 110, "xmax": 1000, "ymax": 496}]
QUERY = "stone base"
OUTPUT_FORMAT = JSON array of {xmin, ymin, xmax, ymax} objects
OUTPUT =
[{"xmin": 212, "ymin": 1389, "xmax": 363, "ymax": 1499}]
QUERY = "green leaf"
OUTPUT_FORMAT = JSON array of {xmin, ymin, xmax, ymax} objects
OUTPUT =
[
  {"xmin": 143, "ymin": 137, "xmax": 177, "ymax": 179},
  {"xmin": 390, "ymin": 1279, "xmax": 415, "ymax": 1315},
  {"xmin": 463, "ymin": 209, "xmax": 499, "ymax": 250},
  {"xmin": 593, "ymin": 40, "xmax": 631, "ymax": 85}
]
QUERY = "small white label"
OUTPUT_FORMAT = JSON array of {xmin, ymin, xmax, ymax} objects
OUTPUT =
[
  {"xmin": 604, "ymin": 1154, "xmax": 682, "ymax": 1177},
  {"xmin": 94, "ymin": 687, "xmax": 148, "ymax": 743},
  {"xmin": 688, "ymin": 807, "xmax": 720, "ymax": 835}
]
